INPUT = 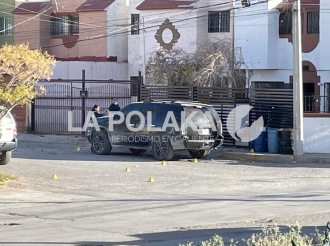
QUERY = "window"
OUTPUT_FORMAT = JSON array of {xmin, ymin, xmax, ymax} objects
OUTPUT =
[
  {"xmin": 140, "ymin": 103, "xmax": 157, "ymax": 124},
  {"xmin": 158, "ymin": 105, "xmax": 183, "ymax": 125},
  {"xmin": 131, "ymin": 14, "xmax": 139, "ymax": 35},
  {"xmin": 121, "ymin": 104, "xmax": 140, "ymax": 118},
  {"xmin": 0, "ymin": 17, "xmax": 12, "ymax": 36},
  {"xmin": 208, "ymin": 11, "xmax": 230, "ymax": 33},
  {"xmin": 50, "ymin": 15, "xmax": 79, "ymax": 36},
  {"xmin": 307, "ymin": 11, "xmax": 319, "ymax": 34},
  {"xmin": 279, "ymin": 11, "xmax": 292, "ymax": 35},
  {"xmin": 71, "ymin": 16, "xmax": 79, "ymax": 34}
]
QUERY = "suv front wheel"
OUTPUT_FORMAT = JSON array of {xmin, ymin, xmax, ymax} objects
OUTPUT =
[
  {"xmin": 188, "ymin": 150, "xmax": 210, "ymax": 159},
  {"xmin": 0, "ymin": 151, "xmax": 12, "ymax": 165},
  {"xmin": 151, "ymin": 135, "xmax": 174, "ymax": 161},
  {"xmin": 91, "ymin": 131, "xmax": 112, "ymax": 155}
]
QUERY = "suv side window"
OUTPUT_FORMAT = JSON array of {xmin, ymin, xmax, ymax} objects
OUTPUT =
[
  {"xmin": 140, "ymin": 103, "xmax": 157, "ymax": 125},
  {"xmin": 121, "ymin": 104, "xmax": 140, "ymax": 117},
  {"xmin": 115, "ymin": 104, "xmax": 141, "ymax": 123},
  {"xmin": 157, "ymin": 105, "xmax": 183, "ymax": 126}
]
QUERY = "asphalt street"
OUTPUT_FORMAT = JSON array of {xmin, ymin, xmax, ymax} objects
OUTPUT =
[{"xmin": 0, "ymin": 134, "xmax": 330, "ymax": 246}]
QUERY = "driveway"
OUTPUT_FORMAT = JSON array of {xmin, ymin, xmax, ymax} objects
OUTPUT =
[{"xmin": 0, "ymin": 134, "xmax": 330, "ymax": 246}]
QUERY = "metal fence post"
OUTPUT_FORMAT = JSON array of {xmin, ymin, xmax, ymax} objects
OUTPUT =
[
  {"xmin": 81, "ymin": 70, "xmax": 86, "ymax": 135},
  {"xmin": 138, "ymin": 71, "xmax": 142, "ymax": 102}
]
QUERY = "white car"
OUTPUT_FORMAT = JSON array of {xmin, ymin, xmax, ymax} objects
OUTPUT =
[{"xmin": 0, "ymin": 112, "xmax": 17, "ymax": 165}]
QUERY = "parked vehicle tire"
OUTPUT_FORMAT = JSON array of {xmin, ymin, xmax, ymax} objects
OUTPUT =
[
  {"xmin": 0, "ymin": 151, "xmax": 11, "ymax": 165},
  {"xmin": 129, "ymin": 149, "xmax": 146, "ymax": 155},
  {"xmin": 91, "ymin": 130, "xmax": 112, "ymax": 155},
  {"xmin": 151, "ymin": 135, "xmax": 174, "ymax": 161},
  {"xmin": 188, "ymin": 150, "xmax": 211, "ymax": 159}
]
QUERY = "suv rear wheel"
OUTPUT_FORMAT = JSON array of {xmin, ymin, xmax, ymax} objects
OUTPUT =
[
  {"xmin": 91, "ymin": 131, "xmax": 112, "ymax": 155},
  {"xmin": 188, "ymin": 150, "xmax": 210, "ymax": 159},
  {"xmin": 0, "ymin": 151, "xmax": 11, "ymax": 165},
  {"xmin": 152, "ymin": 135, "xmax": 174, "ymax": 161}
]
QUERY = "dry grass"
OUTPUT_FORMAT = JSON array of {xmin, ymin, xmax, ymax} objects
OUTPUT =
[{"xmin": 179, "ymin": 223, "xmax": 326, "ymax": 246}]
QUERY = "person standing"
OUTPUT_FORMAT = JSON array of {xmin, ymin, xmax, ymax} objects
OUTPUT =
[{"xmin": 108, "ymin": 98, "xmax": 120, "ymax": 111}]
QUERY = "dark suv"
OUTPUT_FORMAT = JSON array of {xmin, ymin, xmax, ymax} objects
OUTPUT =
[{"xmin": 86, "ymin": 100, "xmax": 223, "ymax": 161}]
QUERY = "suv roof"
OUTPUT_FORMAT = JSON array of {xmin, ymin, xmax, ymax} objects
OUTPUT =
[{"xmin": 133, "ymin": 99, "xmax": 212, "ymax": 107}]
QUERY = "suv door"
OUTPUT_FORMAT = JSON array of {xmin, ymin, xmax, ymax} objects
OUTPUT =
[
  {"xmin": 134, "ymin": 103, "xmax": 157, "ymax": 146},
  {"xmin": 110, "ymin": 103, "xmax": 141, "ymax": 146},
  {"xmin": 157, "ymin": 104, "xmax": 182, "ymax": 132}
]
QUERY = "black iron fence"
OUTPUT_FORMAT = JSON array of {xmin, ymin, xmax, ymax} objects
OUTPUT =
[
  {"xmin": 303, "ymin": 95, "xmax": 330, "ymax": 113},
  {"xmin": 140, "ymin": 86, "xmax": 294, "ymax": 146}
]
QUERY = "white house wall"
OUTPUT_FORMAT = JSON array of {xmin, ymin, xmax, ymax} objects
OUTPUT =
[
  {"xmin": 235, "ymin": 0, "xmax": 330, "ymax": 72},
  {"xmin": 52, "ymin": 61, "xmax": 128, "ymax": 80},
  {"xmin": 128, "ymin": 9, "xmax": 199, "ymax": 80},
  {"xmin": 304, "ymin": 117, "xmax": 330, "ymax": 153},
  {"xmin": 249, "ymin": 69, "xmax": 292, "ymax": 84},
  {"xmin": 127, "ymin": 0, "xmax": 234, "ymax": 80},
  {"xmin": 106, "ymin": 0, "xmax": 129, "ymax": 62}
]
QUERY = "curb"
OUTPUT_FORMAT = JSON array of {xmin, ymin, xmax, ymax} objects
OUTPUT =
[
  {"xmin": 219, "ymin": 152, "xmax": 330, "ymax": 164},
  {"xmin": 17, "ymin": 133, "xmax": 88, "ymax": 144}
]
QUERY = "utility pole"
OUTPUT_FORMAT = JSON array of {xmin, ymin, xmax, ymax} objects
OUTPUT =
[
  {"xmin": 231, "ymin": 2, "xmax": 235, "ymax": 89},
  {"xmin": 142, "ymin": 16, "xmax": 146, "ymax": 85},
  {"xmin": 292, "ymin": 0, "xmax": 304, "ymax": 156}
]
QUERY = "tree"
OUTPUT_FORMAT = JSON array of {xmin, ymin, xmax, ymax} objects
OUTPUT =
[
  {"xmin": 0, "ymin": 43, "xmax": 55, "ymax": 120},
  {"xmin": 145, "ymin": 48, "xmax": 194, "ymax": 86},
  {"xmin": 145, "ymin": 39, "xmax": 247, "ymax": 87}
]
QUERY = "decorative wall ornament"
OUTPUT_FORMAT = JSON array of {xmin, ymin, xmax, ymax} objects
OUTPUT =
[{"xmin": 155, "ymin": 19, "xmax": 180, "ymax": 51}]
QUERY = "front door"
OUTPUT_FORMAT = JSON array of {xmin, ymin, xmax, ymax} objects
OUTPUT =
[
  {"xmin": 303, "ymin": 83, "xmax": 316, "ymax": 112},
  {"xmin": 110, "ymin": 104, "xmax": 140, "ymax": 146}
]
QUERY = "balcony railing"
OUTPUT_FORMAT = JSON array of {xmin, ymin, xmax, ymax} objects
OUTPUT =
[{"xmin": 303, "ymin": 95, "xmax": 330, "ymax": 113}]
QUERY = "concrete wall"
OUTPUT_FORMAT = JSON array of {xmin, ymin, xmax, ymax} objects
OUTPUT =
[
  {"xmin": 78, "ymin": 11, "xmax": 107, "ymax": 58},
  {"xmin": 13, "ymin": 13, "xmax": 42, "ymax": 49},
  {"xmin": 127, "ymin": 0, "xmax": 234, "ymax": 80},
  {"xmin": 106, "ymin": 0, "xmax": 128, "ymax": 62},
  {"xmin": 127, "ymin": 8, "xmax": 199, "ymax": 80},
  {"xmin": 235, "ymin": 0, "xmax": 330, "ymax": 71},
  {"xmin": 51, "ymin": 61, "xmax": 129, "ymax": 80},
  {"xmin": 39, "ymin": 6, "xmax": 51, "ymax": 53},
  {"xmin": 304, "ymin": 117, "xmax": 330, "ymax": 153}
]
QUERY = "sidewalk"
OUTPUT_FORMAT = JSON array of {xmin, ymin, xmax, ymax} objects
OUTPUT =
[
  {"xmin": 218, "ymin": 146, "xmax": 330, "ymax": 164},
  {"xmin": 17, "ymin": 133, "xmax": 87, "ymax": 144}
]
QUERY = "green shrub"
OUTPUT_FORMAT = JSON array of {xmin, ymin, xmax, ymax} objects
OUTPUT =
[{"xmin": 179, "ymin": 223, "xmax": 326, "ymax": 246}]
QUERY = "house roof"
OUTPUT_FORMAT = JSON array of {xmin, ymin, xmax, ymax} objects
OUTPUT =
[
  {"xmin": 11, "ymin": 2, "xmax": 49, "ymax": 14},
  {"xmin": 76, "ymin": 0, "xmax": 115, "ymax": 12},
  {"xmin": 136, "ymin": 0, "xmax": 197, "ymax": 10}
]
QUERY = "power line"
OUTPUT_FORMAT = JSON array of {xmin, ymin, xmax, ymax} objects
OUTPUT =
[
  {"xmin": 39, "ymin": 0, "xmax": 269, "ymax": 49},
  {"xmin": 5, "ymin": 0, "xmax": 324, "ymax": 41},
  {"xmin": 0, "ymin": 0, "xmax": 236, "ymax": 37},
  {"xmin": 2, "ymin": 0, "xmax": 321, "ymax": 50},
  {"xmin": 0, "ymin": 0, "xmax": 238, "ymax": 30}
]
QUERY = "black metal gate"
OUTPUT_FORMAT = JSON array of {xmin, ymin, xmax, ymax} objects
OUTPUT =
[{"xmin": 31, "ymin": 75, "xmax": 141, "ymax": 135}]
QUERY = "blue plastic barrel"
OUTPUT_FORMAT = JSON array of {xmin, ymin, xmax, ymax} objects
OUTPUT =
[
  {"xmin": 267, "ymin": 128, "xmax": 279, "ymax": 153},
  {"xmin": 254, "ymin": 128, "xmax": 267, "ymax": 152}
]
